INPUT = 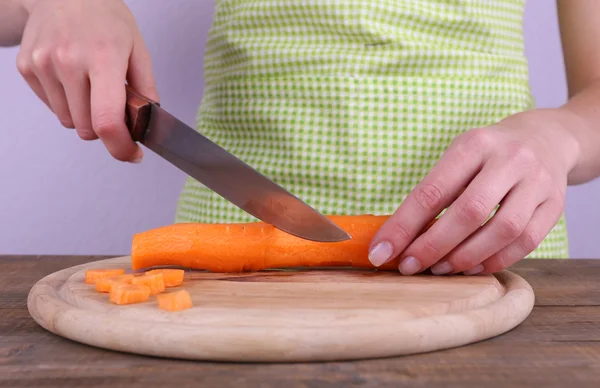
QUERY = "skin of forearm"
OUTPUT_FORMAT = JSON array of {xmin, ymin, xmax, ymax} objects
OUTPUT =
[
  {"xmin": 554, "ymin": 0, "xmax": 600, "ymax": 186},
  {"xmin": 0, "ymin": 0, "xmax": 31, "ymax": 46},
  {"xmin": 557, "ymin": 79, "xmax": 600, "ymax": 185}
]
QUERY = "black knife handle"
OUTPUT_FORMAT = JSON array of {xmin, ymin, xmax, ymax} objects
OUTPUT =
[{"xmin": 125, "ymin": 85, "xmax": 159, "ymax": 142}]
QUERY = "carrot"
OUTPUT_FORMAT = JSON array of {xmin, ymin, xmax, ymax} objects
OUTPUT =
[
  {"xmin": 145, "ymin": 269, "xmax": 184, "ymax": 287},
  {"xmin": 95, "ymin": 274, "xmax": 134, "ymax": 293},
  {"xmin": 131, "ymin": 273, "xmax": 165, "ymax": 295},
  {"xmin": 109, "ymin": 284, "xmax": 151, "ymax": 305},
  {"xmin": 85, "ymin": 268, "xmax": 125, "ymax": 284},
  {"xmin": 131, "ymin": 214, "xmax": 439, "ymax": 273},
  {"xmin": 156, "ymin": 290, "xmax": 193, "ymax": 311}
]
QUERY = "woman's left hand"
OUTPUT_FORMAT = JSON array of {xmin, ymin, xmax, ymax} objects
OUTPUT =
[{"xmin": 368, "ymin": 108, "xmax": 581, "ymax": 276}]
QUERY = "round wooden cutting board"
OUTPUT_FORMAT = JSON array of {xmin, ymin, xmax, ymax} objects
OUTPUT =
[{"xmin": 27, "ymin": 256, "xmax": 534, "ymax": 362}]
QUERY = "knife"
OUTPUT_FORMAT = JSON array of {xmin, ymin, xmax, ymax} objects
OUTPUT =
[{"xmin": 123, "ymin": 86, "xmax": 351, "ymax": 243}]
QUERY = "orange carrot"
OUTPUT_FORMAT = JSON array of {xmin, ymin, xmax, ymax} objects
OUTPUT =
[
  {"xmin": 109, "ymin": 284, "xmax": 151, "ymax": 305},
  {"xmin": 145, "ymin": 269, "xmax": 184, "ymax": 287},
  {"xmin": 156, "ymin": 290, "xmax": 193, "ymax": 311},
  {"xmin": 95, "ymin": 274, "xmax": 134, "ymax": 293},
  {"xmin": 85, "ymin": 268, "xmax": 125, "ymax": 284},
  {"xmin": 131, "ymin": 273, "xmax": 165, "ymax": 295},
  {"xmin": 131, "ymin": 215, "xmax": 439, "ymax": 273}
]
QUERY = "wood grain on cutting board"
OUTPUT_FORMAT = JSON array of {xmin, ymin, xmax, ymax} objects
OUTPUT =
[{"xmin": 27, "ymin": 256, "xmax": 535, "ymax": 362}]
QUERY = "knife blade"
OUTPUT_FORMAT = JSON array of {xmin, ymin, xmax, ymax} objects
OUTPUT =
[{"xmin": 124, "ymin": 86, "xmax": 351, "ymax": 243}]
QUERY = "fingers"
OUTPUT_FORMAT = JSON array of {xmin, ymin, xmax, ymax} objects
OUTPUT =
[
  {"xmin": 16, "ymin": 55, "xmax": 51, "ymax": 110},
  {"xmin": 17, "ymin": 44, "xmax": 91, "ymax": 138},
  {"xmin": 396, "ymin": 150, "xmax": 521, "ymax": 275},
  {"xmin": 15, "ymin": 26, "xmax": 52, "ymax": 111},
  {"xmin": 368, "ymin": 129, "xmax": 492, "ymax": 268},
  {"xmin": 430, "ymin": 178, "xmax": 547, "ymax": 275},
  {"xmin": 54, "ymin": 52, "xmax": 97, "ymax": 141},
  {"xmin": 18, "ymin": 42, "xmax": 145, "ymax": 162},
  {"xmin": 61, "ymin": 73, "xmax": 97, "ymax": 141},
  {"xmin": 478, "ymin": 197, "xmax": 564, "ymax": 274},
  {"xmin": 29, "ymin": 48, "xmax": 74, "ymax": 128},
  {"xmin": 127, "ymin": 34, "xmax": 160, "ymax": 103},
  {"xmin": 90, "ymin": 55, "xmax": 142, "ymax": 163},
  {"xmin": 14, "ymin": 0, "xmax": 156, "ymax": 164}
]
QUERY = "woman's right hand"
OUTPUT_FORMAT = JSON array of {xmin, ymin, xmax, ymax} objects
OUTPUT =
[{"xmin": 16, "ymin": 0, "xmax": 159, "ymax": 163}]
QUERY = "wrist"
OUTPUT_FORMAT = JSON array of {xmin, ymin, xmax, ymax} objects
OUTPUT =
[
  {"xmin": 548, "ymin": 106, "xmax": 585, "ymax": 163},
  {"xmin": 557, "ymin": 104, "xmax": 600, "ymax": 185},
  {"xmin": 548, "ymin": 106, "xmax": 598, "ymax": 185},
  {"xmin": 500, "ymin": 108, "xmax": 583, "ymax": 179}
]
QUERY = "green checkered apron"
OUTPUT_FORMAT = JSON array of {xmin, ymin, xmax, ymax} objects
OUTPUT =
[{"xmin": 175, "ymin": 0, "xmax": 569, "ymax": 259}]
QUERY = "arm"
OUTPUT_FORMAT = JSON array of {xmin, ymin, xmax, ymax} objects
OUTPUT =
[
  {"xmin": 556, "ymin": 0, "xmax": 600, "ymax": 185},
  {"xmin": 0, "ymin": 0, "xmax": 28, "ymax": 46}
]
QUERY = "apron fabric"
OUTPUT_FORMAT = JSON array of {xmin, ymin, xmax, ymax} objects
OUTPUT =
[{"xmin": 175, "ymin": 0, "xmax": 569, "ymax": 259}]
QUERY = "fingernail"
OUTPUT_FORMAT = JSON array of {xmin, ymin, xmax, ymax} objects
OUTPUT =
[
  {"xmin": 464, "ymin": 265, "xmax": 484, "ymax": 276},
  {"xmin": 130, "ymin": 148, "xmax": 143, "ymax": 163},
  {"xmin": 368, "ymin": 241, "xmax": 393, "ymax": 267},
  {"xmin": 431, "ymin": 261, "xmax": 453, "ymax": 275},
  {"xmin": 399, "ymin": 256, "xmax": 421, "ymax": 275}
]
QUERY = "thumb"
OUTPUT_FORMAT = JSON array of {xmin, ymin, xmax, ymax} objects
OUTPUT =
[{"xmin": 126, "ymin": 35, "xmax": 159, "ymax": 103}]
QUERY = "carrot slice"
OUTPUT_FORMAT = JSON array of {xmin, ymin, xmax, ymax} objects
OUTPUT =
[
  {"xmin": 156, "ymin": 290, "xmax": 193, "ymax": 311},
  {"xmin": 131, "ymin": 273, "xmax": 165, "ymax": 295},
  {"xmin": 95, "ymin": 274, "xmax": 135, "ymax": 293},
  {"xmin": 131, "ymin": 215, "xmax": 440, "ymax": 272},
  {"xmin": 109, "ymin": 284, "xmax": 151, "ymax": 305},
  {"xmin": 145, "ymin": 269, "xmax": 184, "ymax": 287},
  {"xmin": 85, "ymin": 268, "xmax": 125, "ymax": 284}
]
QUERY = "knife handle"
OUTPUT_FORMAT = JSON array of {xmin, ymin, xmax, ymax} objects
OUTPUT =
[{"xmin": 125, "ymin": 85, "xmax": 159, "ymax": 142}]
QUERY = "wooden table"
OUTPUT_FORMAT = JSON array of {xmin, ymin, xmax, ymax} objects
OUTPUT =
[{"xmin": 1, "ymin": 256, "xmax": 599, "ymax": 387}]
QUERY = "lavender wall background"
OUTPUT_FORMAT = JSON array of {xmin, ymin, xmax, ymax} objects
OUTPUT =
[{"xmin": 1, "ymin": 0, "xmax": 599, "ymax": 257}]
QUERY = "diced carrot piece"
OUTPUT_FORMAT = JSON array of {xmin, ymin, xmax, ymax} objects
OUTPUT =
[
  {"xmin": 95, "ymin": 274, "xmax": 134, "ymax": 293},
  {"xmin": 145, "ymin": 269, "xmax": 184, "ymax": 287},
  {"xmin": 109, "ymin": 284, "xmax": 151, "ymax": 305},
  {"xmin": 131, "ymin": 273, "xmax": 165, "ymax": 295},
  {"xmin": 85, "ymin": 269, "xmax": 125, "ymax": 284},
  {"xmin": 156, "ymin": 290, "xmax": 193, "ymax": 311}
]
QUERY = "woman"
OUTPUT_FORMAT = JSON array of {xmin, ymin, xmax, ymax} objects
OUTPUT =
[{"xmin": 2, "ymin": 0, "xmax": 599, "ymax": 276}]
